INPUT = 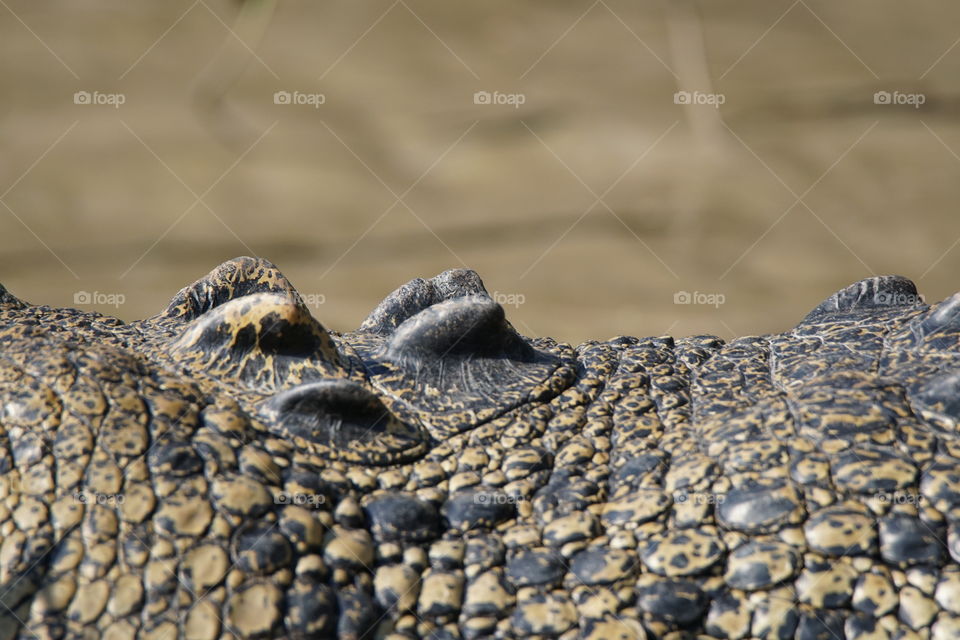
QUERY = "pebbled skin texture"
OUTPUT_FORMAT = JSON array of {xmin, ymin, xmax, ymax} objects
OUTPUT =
[{"xmin": 1, "ymin": 257, "xmax": 960, "ymax": 639}]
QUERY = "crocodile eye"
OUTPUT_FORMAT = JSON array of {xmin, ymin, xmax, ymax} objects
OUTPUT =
[
  {"xmin": 359, "ymin": 268, "xmax": 488, "ymax": 334},
  {"xmin": 359, "ymin": 292, "xmax": 573, "ymax": 434},
  {"xmin": 800, "ymin": 274, "xmax": 923, "ymax": 324},
  {"xmin": 164, "ymin": 292, "xmax": 345, "ymax": 391},
  {"xmin": 260, "ymin": 379, "xmax": 427, "ymax": 466},
  {"xmin": 159, "ymin": 256, "xmax": 300, "ymax": 322}
]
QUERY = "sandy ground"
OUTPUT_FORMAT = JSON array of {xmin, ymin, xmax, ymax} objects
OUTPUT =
[{"xmin": 1, "ymin": 1, "xmax": 959, "ymax": 344}]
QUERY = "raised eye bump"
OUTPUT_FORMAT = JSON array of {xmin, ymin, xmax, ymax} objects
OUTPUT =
[
  {"xmin": 357, "ymin": 295, "xmax": 571, "ymax": 435},
  {"xmin": 260, "ymin": 379, "xmax": 428, "ymax": 465},
  {"xmin": 165, "ymin": 293, "xmax": 344, "ymax": 390},
  {"xmin": 160, "ymin": 256, "xmax": 300, "ymax": 322},
  {"xmin": 383, "ymin": 295, "xmax": 537, "ymax": 363},
  {"xmin": 801, "ymin": 275, "xmax": 921, "ymax": 324},
  {"xmin": 0, "ymin": 283, "xmax": 24, "ymax": 309},
  {"xmin": 360, "ymin": 269, "xmax": 489, "ymax": 334}
]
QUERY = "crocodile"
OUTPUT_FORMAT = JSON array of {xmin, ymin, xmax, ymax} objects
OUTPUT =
[{"xmin": 1, "ymin": 256, "xmax": 959, "ymax": 640}]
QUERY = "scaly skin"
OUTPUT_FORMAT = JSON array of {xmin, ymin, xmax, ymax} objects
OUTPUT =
[{"xmin": 0, "ymin": 257, "xmax": 959, "ymax": 640}]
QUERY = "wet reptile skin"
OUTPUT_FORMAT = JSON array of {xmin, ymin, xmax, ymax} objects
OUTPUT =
[{"xmin": 1, "ymin": 257, "xmax": 960, "ymax": 640}]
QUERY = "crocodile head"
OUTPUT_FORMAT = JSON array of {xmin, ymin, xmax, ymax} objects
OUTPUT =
[{"xmin": 0, "ymin": 257, "xmax": 959, "ymax": 639}]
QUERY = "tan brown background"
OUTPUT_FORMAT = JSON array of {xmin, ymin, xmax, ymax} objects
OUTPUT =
[{"xmin": 1, "ymin": 1, "xmax": 958, "ymax": 344}]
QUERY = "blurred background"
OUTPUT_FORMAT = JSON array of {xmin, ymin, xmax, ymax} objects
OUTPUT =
[{"xmin": 1, "ymin": 0, "xmax": 958, "ymax": 344}]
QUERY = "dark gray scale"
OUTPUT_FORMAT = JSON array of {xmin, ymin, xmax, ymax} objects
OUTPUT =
[
  {"xmin": 723, "ymin": 540, "xmax": 800, "ymax": 591},
  {"xmin": 285, "ymin": 580, "xmax": 336, "ymax": 637},
  {"xmin": 896, "ymin": 418, "xmax": 940, "ymax": 465},
  {"xmin": 844, "ymin": 612, "xmax": 880, "ymax": 640},
  {"xmin": 121, "ymin": 526, "xmax": 150, "ymax": 564},
  {"xmin": 795, "ymin": 609, "xmax": 846, "ymax": 640},
  {"xmin": 364, "ymin": 493, "xmax": 440, "ymax": 542},
  {"xmin": 949, "ymin": 522, "xmax": 960, "ymax": 564},
  {"xmin": 532, "ymin": 472, "xmax": 602, "ymax": 519},
  {"xmin": 506, "ymin": 548, "xmax": 566, "ymax": 587},
  {"xmin": 231, "ymin": 523, "xmax": 294, "ymax": 574},
  {"xmin": 607, "ymin": 345, "xmax": 651, "ymax": 383},
  {"xmin": 879, "ymin": 514, "xmax": 946, "ymax": 567},
  {"xmin": 635, "ymin": 577, "xmax": 707, "ymax": 626},
  {"xmin": 909, "ymin": 368, "xmax": 960, "ymax": 433},
  {"xmin": 336, "ymin": 587, "xmax": 381, "ymax": 640},
  {"xmin": 463, "ymin": 534, "xmax": 506, "ymax": 573},
  {"xmin": 608, "ymin": 451, "xmax": 668, "ymax": 492},
  {"xmin": 716, "ymin": 479, "xmax": 804, "ymax": 534},
  {"xmin": 568, "ymin": 547, "xmax": 638, "ymax": 585},
  {"xmin": 281, "ymin": 464, "xmax": 332, "ymax": 506},
  {"xmin": 442, "ymin": 488, "xmax": 516, "ymax": 534},
  {"xmin": 192, "ymin": 429, "xmax": 240, "ymax": 474}
]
